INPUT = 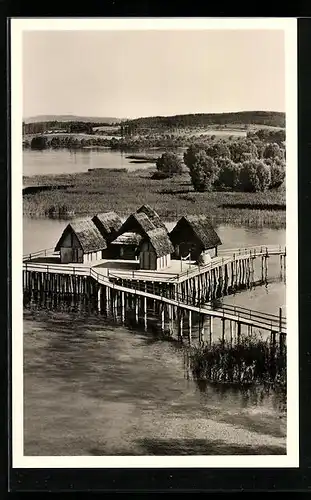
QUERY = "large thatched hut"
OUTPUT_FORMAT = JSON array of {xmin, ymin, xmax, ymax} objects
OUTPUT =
[
  {"xmin": 109, "ymin": 209, "xmax": 173, "ymax": 269},
  {"xmin": 169, "ymin": 215, "xmax": 222, "ymax": 261},
  {"xmin": 55, "ymin": 218, "xmax": 107, "ymax": 264}
]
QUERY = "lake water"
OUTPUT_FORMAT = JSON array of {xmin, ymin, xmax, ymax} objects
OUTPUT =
[
  {"xmin": 23, "ymin": 148, "xmax": 170, "ymax": 177},
  {"xmin": 22, "ymin": 215, "xmax": 286, "ymax": 456}
]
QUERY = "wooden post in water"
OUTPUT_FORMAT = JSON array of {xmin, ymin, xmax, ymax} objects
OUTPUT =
[
  {"xmin": 188, "ymin": 310, "xmax": 192, "ymax": 343},
  {"xmin": 230, "ymin": 320, "xmax": 233, "ymax": 347},
  {"xmin": 168, "ymin": 304, "xmax": 173, "ymax": 335},
  {"xmin": 178, "ymin": 308, "xmax": 183, "ymax": 341},
  {"xmin": 113, "ymin": 290, "xmax": 118, "ymax": 318},
  {"xmin": 144, "ymin": 296, "xmax": 147, "ymax": 331},
  {"xmin": 97, "ymin": 285, "xmax": 101, "ymax": 313},
  {"xmin": 209, "ymin": 316, "xmax": 213, "ymax": 345},
  {"xmin": 106, "ymin": 286, "xmax": 110, "ymax": 315},
  {"xmin": 121, "ymin": 291, "xmax": 125, "ymax": 323},
  {"xmin": 161, "ymin": 303, "xmax": 165, "ymax": 333},
  {"xmin": 237, "ymin": 322, "xmax": 241, "ymax": 345},
  {"xmin": 222, "ymin": 317, "xmax": 225, "ymax": 345},
  {"xmin": 135, "ymin": 295, "xmax": 139, "ymax": 323}
]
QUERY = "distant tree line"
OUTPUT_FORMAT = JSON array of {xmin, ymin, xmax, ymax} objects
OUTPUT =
[
  {"xmin": 122, "ymin": 111, "xmax": 285, "ymax": 130},
  {"xmin": 23, "ymin": 120, "xmax": 118, "ymax": 135}
]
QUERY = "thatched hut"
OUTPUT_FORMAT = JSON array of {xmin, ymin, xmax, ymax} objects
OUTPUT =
[
  {"xmin": 136, "ymin": 204, "xmax": 167, "ymax": 230},
  {"xmin": 169, "ymin": 215, "xmax": 222, "ymax": 261},
  {"xmin": 139, "ymin": 228, "xmax": 174, "ymax": 270},
  {"xmin": 109, "ymin": 231, "xmax": 143, "ymax": 259},
  {"xmin": 116, "ymin": 212, "xmax": 156, "ymax": 236},
  {"xmin": 92, "ymin": 211, "xmax": 123, "ymax": 241},
  {"xmin": 55, "ymin": 218, "xmax": 107, "ymax": 264}
]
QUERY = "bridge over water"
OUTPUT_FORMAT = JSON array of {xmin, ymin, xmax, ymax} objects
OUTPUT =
[{"xmin": 23, "ymin": 244, "xmax": 286, "ymax": 345}]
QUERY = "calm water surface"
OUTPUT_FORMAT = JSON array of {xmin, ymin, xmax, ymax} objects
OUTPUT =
[
  {"xmin": 23, "ymin": 216, "xmax": 286, "ymax": 456},
  {"xmin": 23, "ymin": 148, "xmax": 171, "ymax": 176},
  {"xmin": 24, "ymin": 310, "xmax": 286, "ymax": 456}
]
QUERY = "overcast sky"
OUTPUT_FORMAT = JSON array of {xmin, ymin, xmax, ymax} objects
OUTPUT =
[{"xmin": 23, "ymin": 29, "xmax": 285, "ymax": 119}]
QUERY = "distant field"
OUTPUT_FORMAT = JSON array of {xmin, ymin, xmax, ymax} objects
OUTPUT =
[
  {"xmin": 24, "ymin": 132, "xmax": 120, "ymax": 141},
  {"xmin": 93, "ymin": 125, "xmax": 120, "ymax": 133}
]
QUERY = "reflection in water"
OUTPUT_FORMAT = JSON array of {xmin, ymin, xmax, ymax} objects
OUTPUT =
[
  {"xmin": 24, "ymin": 309, "xmax": 286, "ymax": 456},
  {"xmin": 23, "ymin": 148, "xmax": 162, "ymax": 176}
]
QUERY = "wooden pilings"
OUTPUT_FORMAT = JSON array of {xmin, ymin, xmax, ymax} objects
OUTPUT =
[{"xmin": 23, "ymin": 260, "xmax": 286, "ymax": 350}]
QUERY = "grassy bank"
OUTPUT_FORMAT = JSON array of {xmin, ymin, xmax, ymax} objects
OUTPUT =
[{"xmin": 23, "ymin": 167, "xmax": 286, "ymax": 227}]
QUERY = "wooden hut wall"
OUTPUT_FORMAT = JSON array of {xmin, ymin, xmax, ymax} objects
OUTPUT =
[
  {"xmin": 59, "ymin": 229, "xmax": 84, "ymax": 264},
  {"xmin": 139, "ymin": 241, "xmax": 157, "ymax": 270},
  {"xmin": 139, "ymin": 241, "xmax": 171, "ymax": 270},
  {"xmin": 83, "ymin": 250, "xmax": 102, "ymax": 263}
]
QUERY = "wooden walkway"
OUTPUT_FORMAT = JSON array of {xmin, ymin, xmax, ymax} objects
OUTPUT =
[{"xmin": 23, "ymin": 244, "xmax": 287, "ymax": 338}]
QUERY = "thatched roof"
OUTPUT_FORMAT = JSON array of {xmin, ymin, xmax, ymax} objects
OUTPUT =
[
  {"xmin": 117, "ymin": 212, "xmax": 156, "ymax": 236},
  {"xmin": 110, "ymin": 232, "xmax": 142, "ymax": 246},
  {"xmin": 92, "ymin": 211, "xmax": 123, "ymax": 237},
  {"xmin": 136, "ymin": 204, "xmax": 166, "ymax": 230},
  {"xmin": 144, "ymin": 228, "xmax": 174, "ymax": 257},
  {"xmin": 55, "ymin": 218, "xmax": 107, "ymax": 253},
  {"xmin": 170, "ymin": 215, "xmax": 222, "ymax": 250}
]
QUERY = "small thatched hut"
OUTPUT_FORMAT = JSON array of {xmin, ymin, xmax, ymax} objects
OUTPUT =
[
  {"xmin": 92, "ymin": 211, "xmax": 123, "ymax": 241},
  {"xmin": 55, "ymin": 218, "xmax": 107, "ymax": 264},
  {"xmin": 139, "ymin": 228, "xmax": 174, "ymax": 270},
  {"xmin": 169, "ymin": 215, "xmax": 222, "ymax": 261},
  {"xmin": 109, "ymin": 231, "xmax": 143, "ymax": 259}
]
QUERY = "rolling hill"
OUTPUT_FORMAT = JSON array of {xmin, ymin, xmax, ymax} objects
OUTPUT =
[
  {"xmin": 24, "ymin": 115, "xmax": 123, "ymax": 124},
  {"xmin": 124, "ymin": 111, "xmax": 285, "ymax": 129}
]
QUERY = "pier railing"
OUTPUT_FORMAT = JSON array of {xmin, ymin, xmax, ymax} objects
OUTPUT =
[
  {"xmin": 218, "ymin": 244, "xmax": 286, "ymax": 257},
  {"xmin": 22, "ymin": 261, "xmax": 286, "ymax": 333},
  {"xmin": 23, "ymin": 248, "xmax": 58, "ymax": 262}
]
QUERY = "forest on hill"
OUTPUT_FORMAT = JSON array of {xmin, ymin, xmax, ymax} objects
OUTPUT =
[{"xmin": 123, "ymin": 111, "xmax": 285, "ymax": 130}]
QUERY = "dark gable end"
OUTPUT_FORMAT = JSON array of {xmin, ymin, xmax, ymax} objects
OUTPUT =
[
  {"xmin": 170, "ymin": 215, "xmax": 222, "ymax": 250},
  {"xmin": 55, "ymin": 218, "xmax": 107, "ymax": 253},
  {"xmin": 145, "ymin": 228, "xmax": 174, "ymax": 257}
]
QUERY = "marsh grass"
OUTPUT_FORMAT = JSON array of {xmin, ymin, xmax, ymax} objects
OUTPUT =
[
  {"xmin": 23, "ymin": 167, "xmax": 286, "ymax": 227},
  {"xmin": 188, "ymin": 333, "xmax": 286, "ymax": 406}
]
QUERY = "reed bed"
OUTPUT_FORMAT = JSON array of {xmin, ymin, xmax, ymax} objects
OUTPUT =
[
  {"xmin": 188, "ymin": 333, "xmax": 286, "ymax": 399},
  {"xmin": 23, "ymin": 168, "xmax": 286, "ymax": 227}
]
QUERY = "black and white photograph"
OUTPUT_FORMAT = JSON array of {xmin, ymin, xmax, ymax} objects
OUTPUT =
[{"xmin": 11, "ymin": 18, "xmax": 298, "ymax": 468}]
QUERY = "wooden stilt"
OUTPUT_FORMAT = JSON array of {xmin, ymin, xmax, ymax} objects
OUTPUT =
[
  {"xmin": 121, "ymin": 291, "xmax": 125, "ymax": 322},
  {"xmin": 161, "ymin": 304, "xmax": 165, "ymax": 333},
  {"xmin": 144, "ymin": 296, "xmax": 147, "ymax": 331},
  {"xmin": 135, "ymin": 296, "xmax": 139, "ymax": 323}
]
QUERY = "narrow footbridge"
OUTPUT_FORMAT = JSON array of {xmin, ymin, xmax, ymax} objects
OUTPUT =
[{"xmin": 23, "ymin": 244, "xmax": 287, "ymax": 336}]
